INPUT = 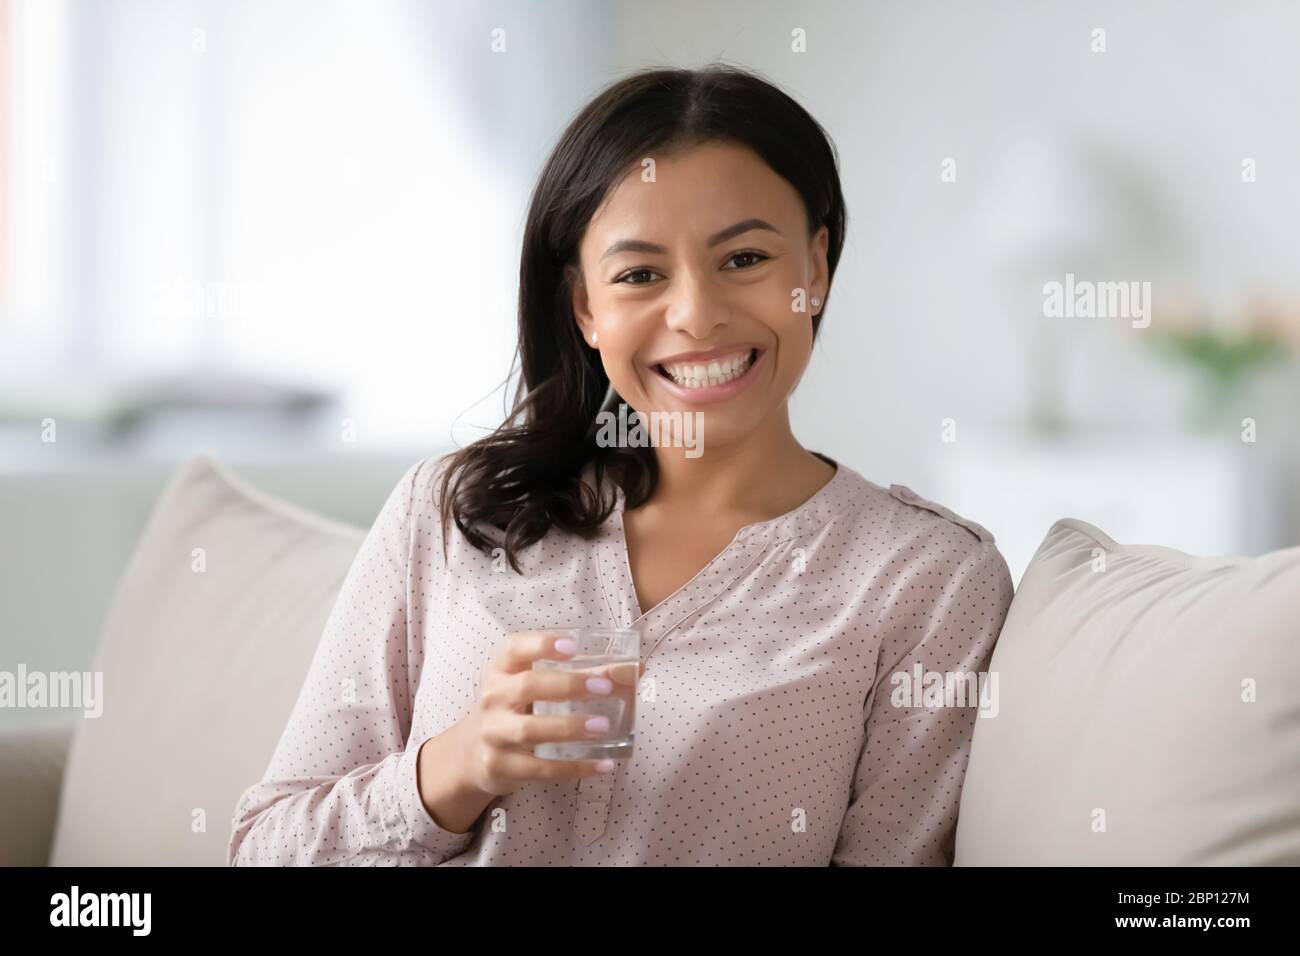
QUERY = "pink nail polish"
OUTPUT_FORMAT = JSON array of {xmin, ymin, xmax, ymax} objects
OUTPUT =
[
  {"xmin": 586, "ymin": 677, "xmax": 612, "ymax": 695},
  {"xmin": 585, "ymin": 716, "xmax": 610, "ymax": 734},
  {"xmin": 554, "ymin": 638, "xmax": 578, "ymax": 655},
  {"xmin": 595, "ymin": 759, "xmax": 616, "ymax": 772}
]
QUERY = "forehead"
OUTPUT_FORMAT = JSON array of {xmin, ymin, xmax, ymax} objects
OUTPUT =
[{"xmin": 582, "ymin": 142, "xmax": 802, "ymax": 248}]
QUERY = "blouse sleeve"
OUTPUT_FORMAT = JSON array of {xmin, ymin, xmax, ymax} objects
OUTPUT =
[
  {"xmin": 227, "ymin": 456, "xmax": 476, "ymax": 866},
  {"xmin": 830, "ymin": 536, "xmax": 1014, "ymax": 866}
]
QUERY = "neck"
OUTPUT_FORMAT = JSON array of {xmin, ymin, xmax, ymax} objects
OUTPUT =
[{"xmin": 644, "ymin": 406, "xmax": 832, "ymax": 521}]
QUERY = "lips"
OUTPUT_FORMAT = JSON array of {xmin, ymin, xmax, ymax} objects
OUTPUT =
[
  {"xmin": 655, "ymin": 348, "xmax": 755, "ymax": 387},
  {"xmin": 651, "ymin": 344, "xmax": 761, "ymax": 368},
  {"xmin": 650, "ymin": 347, "xmax": 766, "ymax": 404}
]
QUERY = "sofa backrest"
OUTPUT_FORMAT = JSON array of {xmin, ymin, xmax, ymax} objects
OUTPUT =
[{"xmin": 49, "ymin": 454, "xmax": 367, "ymax": 866}]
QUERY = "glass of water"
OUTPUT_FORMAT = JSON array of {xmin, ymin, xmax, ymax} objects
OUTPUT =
[{"xmin": 532, "ymin": 627, "xmax": 640, "ymax": 761}]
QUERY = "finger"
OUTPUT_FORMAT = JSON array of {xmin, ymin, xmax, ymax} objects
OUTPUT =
[
  {"xmin": 493, "ymin": 747, "xmax": 617, "ymax": 782},
  {"xmin": 605, "ymin": 660, "xmax": 639, "ymax": 688},
  {"xmin": 485, "ymin": 711, "xmax": 611, "ymax": 748},
  {"xmin": 562, "ymin": 658, "xmax": 637, "ymax": 682},
  {"xmin": 513, "ymin": 668, "xmax": 619, "ymax": 706},
  {"xmin": 493, "ymin": 630, "xmax": 577, "ymax": 675}
]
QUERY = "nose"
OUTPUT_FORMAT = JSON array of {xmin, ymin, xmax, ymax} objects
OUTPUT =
[{"xmin": 663, "ymin": 267, "xmax": 729, "ymax": 339}]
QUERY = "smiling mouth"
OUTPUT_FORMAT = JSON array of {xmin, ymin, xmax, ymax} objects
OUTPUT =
[{"xmin": 655, "ymin": 348, "xmax": 760, "ymax": 389}]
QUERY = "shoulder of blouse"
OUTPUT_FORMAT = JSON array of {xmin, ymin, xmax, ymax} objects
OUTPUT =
[
  {"xmin": 833, "ymin": 465, "xmax": 997, "ymax": 548},
  {"xmin": 404, "ymin": 452, "xmax": 508, "ymax": 563},
  {"xmin": 405, "ymin": 453, "xmax": 451, "ymax": 517},
  {"xmin": 883, "ymin": 482, "xmax": 997, "ymax": 546},
  {"xmin": 840, "ymin": 471, "xmax": 999, "ymax": 549}
]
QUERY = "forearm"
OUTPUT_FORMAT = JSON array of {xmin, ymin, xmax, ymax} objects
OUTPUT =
[
  {"xmin": 415, "ymin": 724, "xmax": 494, "ymax": 834},
  {"xmin": 229, "ymin": 743, "xmax": 479, "ymax": 865},
  {"xmin": 229, "ymin": 754, "xmax": 403, "ymax": 865}
]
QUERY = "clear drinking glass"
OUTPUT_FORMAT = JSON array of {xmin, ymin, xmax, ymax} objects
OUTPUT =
[{"xmin": 532, "ymin": 627, "xmax": 640, "ymax": 761}]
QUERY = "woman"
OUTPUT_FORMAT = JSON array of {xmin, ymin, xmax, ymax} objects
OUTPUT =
[{"xmin": 228, "ymin": 63, "xmax": 1013, "ymax": 866}]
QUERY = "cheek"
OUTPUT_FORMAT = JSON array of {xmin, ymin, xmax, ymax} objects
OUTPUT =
[
  {"xmin": 739, "ymin": 272, "xmax": 815, "ymax": 338},
  {"xmin": 763, "ymin": 302, "xmax": 814, "ymax": 357},
  {"xmin": 598, "ymin": 339, "xmax": 652, "ymax": 400},
  {"xmin": 764, "ymin": 318, "xmax": 815, "ymax": 393}
]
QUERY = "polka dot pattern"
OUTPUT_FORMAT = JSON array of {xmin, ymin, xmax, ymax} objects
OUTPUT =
[{"xmin": 228, "ymin": 453, "xmax": 1014, "ymax": 866}]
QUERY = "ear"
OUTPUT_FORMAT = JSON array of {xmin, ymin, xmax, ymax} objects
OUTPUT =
[
  {"xmin": 810, "ymin": 225, "xmax": 830, "ymax": 311},
  {"xmin": 567, "ymin": 263, "xmax": 595, "ymax": 344}
]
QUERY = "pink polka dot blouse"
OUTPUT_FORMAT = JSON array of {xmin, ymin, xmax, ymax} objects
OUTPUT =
[{"xmin": 228, "ymin": 452, "xmax": 1013, "ymax": 866}]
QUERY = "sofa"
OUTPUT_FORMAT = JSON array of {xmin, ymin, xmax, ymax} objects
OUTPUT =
[{"xmin": 2, "ymin": 454, "xmax": 1297, "ymax": 866}]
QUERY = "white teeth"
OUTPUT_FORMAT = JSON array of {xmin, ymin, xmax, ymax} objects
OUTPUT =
[{"xmin": 662, "ymin": 350, "xmax": 754, "ymax": 389}]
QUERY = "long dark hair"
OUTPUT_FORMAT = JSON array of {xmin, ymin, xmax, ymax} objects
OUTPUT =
[{"xmin": 435, "ymin": 62, "xmax": 848, "ymax": 572}]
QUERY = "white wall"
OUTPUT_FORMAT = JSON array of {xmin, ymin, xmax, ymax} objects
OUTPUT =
[
  {"xmin": 611, "ymin": 0, "xmax": 1300, "ymax": 538},
  {"xmin": 4, "ymin": 1, "xmax": 1299, "ymax": 715}
]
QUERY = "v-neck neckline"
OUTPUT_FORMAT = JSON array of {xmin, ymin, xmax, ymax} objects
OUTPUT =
[{"xmin": 592, "ymin": 453, "xmax": 848, "ymax": 660}]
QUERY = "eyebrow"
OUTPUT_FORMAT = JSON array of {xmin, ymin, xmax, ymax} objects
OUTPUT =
[{"xmin": 599, "ymin": 218, "xmax": 781, "ymax": 260}]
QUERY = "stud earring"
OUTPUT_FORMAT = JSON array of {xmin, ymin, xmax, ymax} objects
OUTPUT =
[
  {"xmin": 811, "ymin": 296, "xmax": 821, "ymax": 307},
  {"xmin": 591, "ymin": 331, "xmax": 598, "ymax": 344}
]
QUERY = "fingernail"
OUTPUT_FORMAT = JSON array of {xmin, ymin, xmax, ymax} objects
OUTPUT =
[
  {"xmin": 585, "ymin": 716, "xmax": 610, "ymax": 734},
  {"xmin": 586, "ymin": 677, "xmax": 612, "ymax": 695},
  {"xmin": 554, "ymin": 638, "xmax": 577, "ymax": 655},
  {"xmin": 595, "ymin": 759, "xmax": 616, "ymax": 772}
]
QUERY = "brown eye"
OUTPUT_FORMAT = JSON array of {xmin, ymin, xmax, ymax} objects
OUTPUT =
[
  {"xmin": 725, "ymin": 251, "xmax": 769, "ymax": 269},
  {"xmin": 615, "ymin": 268, "xmax": 660, "ymax": 285}
]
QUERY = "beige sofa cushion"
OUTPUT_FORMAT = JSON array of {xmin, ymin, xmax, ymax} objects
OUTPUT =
[
  {"xmin": 955, "ymin": 518, "xmax": 1300, "ymax": 865},
  {"xmin": 0, "ymin": 722, "xmax": 74, "ymax": 865},
  {"xmin": 49, "ymin": 454, "xmax": 365, "ymax": 866}
]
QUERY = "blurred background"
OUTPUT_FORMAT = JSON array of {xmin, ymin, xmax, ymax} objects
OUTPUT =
[{"xmin": 3, "ymin": 0, "xmax": 1299, "ymax": 727}]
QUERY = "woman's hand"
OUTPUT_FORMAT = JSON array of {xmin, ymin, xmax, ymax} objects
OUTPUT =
[
  {"xmin": 416, "ymin": 631, "xmax": 645, "ymax": 832},
  {"xmin": 457, "ymin": 630, "xmax": 645, "ymax": 795}
]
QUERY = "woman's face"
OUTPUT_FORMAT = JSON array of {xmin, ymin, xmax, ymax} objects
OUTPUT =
[{"xmin": 571, "ymin": 141, "xmax": 829, "ymax": 448}]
